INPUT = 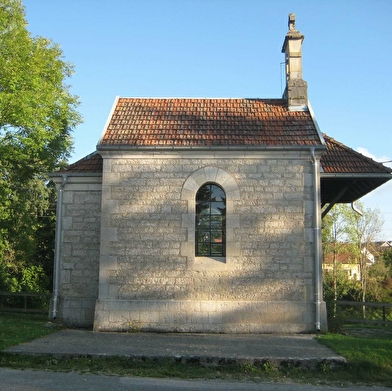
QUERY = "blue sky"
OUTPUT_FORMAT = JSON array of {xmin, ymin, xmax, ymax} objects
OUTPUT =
[{"xmin": 23, "ymin": 0, "xmax": 392, "ymax": 240}]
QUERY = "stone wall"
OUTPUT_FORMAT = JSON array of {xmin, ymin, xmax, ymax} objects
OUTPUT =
[
  {"xmin": 52, "ymin": 176, "xmax": 101, "ymax": 328},
  {"xmin": 95, "ymin": 150, "xmax": 325, "ymax": 332},
  {"xmin": 94, "ymin": 299, "xmax": 315, "ymax": 333}
]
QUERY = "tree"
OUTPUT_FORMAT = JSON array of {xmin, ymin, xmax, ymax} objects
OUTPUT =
[
  {"xmin": 344, "ymin": 202, "xmax": 383, "ymax": 312},
  {"xmin": 379, "ymin": 248, "xmax": 392, "ymax": 302},
  {"xmin": 382, "ymin": 248, "xmax": 392, "ymax": 269},
  {"xmin": 0, "ymin": 0, "xmax": 82, "ymax": 291},
  {"xmin": 322, "ymin": 202, "xmax": 385, "ymax": 322},
  {"xmin": 367, "ymin": 258, "xmax": 391, "ymax": 302},
  {"xmin": 322, "ymin": 204, "xmax": 354, "ymax": 316}
]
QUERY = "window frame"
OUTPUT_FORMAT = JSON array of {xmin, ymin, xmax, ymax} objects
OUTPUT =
[{"xmin": 195, "ymin": 183, "xmax": 226, "ymax": 257}]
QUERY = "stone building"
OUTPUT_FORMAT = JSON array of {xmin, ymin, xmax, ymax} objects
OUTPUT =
[{"xmin": 50, "ymin": 15, "xmax": 392, "ymax": 332}]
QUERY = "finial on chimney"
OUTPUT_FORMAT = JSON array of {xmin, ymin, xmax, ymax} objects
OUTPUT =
[{"xmin": 288, "ymin": 13, "xmax": 296, "ymax": 31}]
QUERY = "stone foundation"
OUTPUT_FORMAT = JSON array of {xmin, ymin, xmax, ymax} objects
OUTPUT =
[
  {"xmin": 50, "ymin": 296, "xmax": 96, "ymax": 328},
  {"xmin": 94, "ymin": 299, "xmax": 326, "ymax": 333}
]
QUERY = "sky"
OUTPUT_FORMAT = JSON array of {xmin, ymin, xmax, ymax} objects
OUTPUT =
[{"xmin": 22, "ymin": 0, "xmax": 392, "ymax": 240}]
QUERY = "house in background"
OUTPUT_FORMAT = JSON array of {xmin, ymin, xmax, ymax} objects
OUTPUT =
[
  {"xmin": 50, "ymin": 14, "xmax": 392, "ymax": 333},
  {"xmin": 380, "ymin": 241, "xmax": 392, "ymax": 249},
  {"xmin": 323, "ymin": 251, "xmax": 361, "ymax": 281},
  {"xmin": 322, "ymin": 244, "xmax": 376, "ymax": 281}
]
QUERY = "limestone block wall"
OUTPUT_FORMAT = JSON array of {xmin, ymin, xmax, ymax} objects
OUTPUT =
[
  {"xmin": 53, "ymin": 176, "xmax": 101, "ymax": 328},
  {"xmin": 95, "ymin": 150, "xmax": 323, "ymax": 332}
]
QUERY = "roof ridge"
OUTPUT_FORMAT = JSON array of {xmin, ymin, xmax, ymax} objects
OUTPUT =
[{"xmin": 117, "ymin": 97, "xmax": 285, "ymax": 100}]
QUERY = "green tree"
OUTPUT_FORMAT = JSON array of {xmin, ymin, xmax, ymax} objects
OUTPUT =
[
  {"xmin": 344, "ymin": 202, "xmax": 383, "ymax": 311},
  {"xmin": 382, "ymin": 248, "xmax": 392, "ymax": 269},
  {"xmin": 0, "ymin": 0, "xmax": 81, "ymax": 292},
  {"xmin": 379, "ymin": 248, "xmax": 392, "ymax": 302},
  {"xmin": 367, "ymin": 258, "xmax": 391, "ymax": 302},
  {"xmin": 323, "ymin": 202, "xmax": 385, "ymax": 323},
  {"xmin": 322, "ymin": 204, "xmax": 355, "ymax": 316}
]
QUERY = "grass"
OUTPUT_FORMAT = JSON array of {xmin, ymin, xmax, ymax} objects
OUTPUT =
[
  {"xmin": 317, "ymin": 332, "xmax": 392, "ymax": 385},
  {"xmin": 1, "ymin": 312, "xmax": 392, "ymax": 386},
  {"xmin": 0, "ymin": 312, "xmax": 59, "ymax": 350}
]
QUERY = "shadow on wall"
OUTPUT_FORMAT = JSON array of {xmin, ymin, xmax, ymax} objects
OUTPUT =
[{"xmin": 92, "ymin": 133, "xmax": 320, "ymax": 332}]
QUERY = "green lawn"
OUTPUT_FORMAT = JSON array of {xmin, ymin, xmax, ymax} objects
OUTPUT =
[
  {"xmin": 0, "ymin": 312, "xmax": 57, "ymax": 350},
  {"xmin": 317, "ymin": 332, "xmax": 392, "ymax": 385},
  {"xmin": 1, "ymin": 312, "xmax": 392, "ymax": 386}
]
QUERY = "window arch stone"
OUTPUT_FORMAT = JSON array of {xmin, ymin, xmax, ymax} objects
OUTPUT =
[{"xmin": 181, "ymin": 167, "xmax": 240, "ymax": 271}]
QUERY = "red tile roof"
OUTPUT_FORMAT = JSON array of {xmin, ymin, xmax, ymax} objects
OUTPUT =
[
  {"xmin": 57, "ymin": 99, "xmax": 391, "ymax": 182},
  {"xmin": 61, "ymin": 151, "xmax": 103, "ymax": 173},
  {"xmin": 321, "ymin": 135, "xmax": 392, "ymax": 174},
  {"xmin": 323, "ymin": 251, "xmax": 356, "ymax": 265},
  {"xmin": 52, "ymin": 97, "xmax": 391, "ymax": 205},
  {"xmin": 98, "ymin": 98, "xmax": 323, "ymax": 148},
  {"xmin": 62, "ymin": 135, "xmax": 391, "ymax": 177},
  {"xmin": 60, "ymin": 129, "xmax": 391, "ymax": 178}
]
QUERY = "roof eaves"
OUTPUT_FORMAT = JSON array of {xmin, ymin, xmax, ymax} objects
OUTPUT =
[
  {"xmin": 308, "ymin": 102, "xmax": 326, "ymax": 147},
  {"xmin": 97, "ymin": 96, "xmax": 120, "ymax": 147},
  {"xmin": 321, "ymin": 172, "xmax": 392, "ymax": 179},
  {"xmin": 97, "ymin": 144, "xmax": 326, "ymax": 152},
  {"xmin": 49, "ymin": 172, "xmax": 102, "ymax": 178}
]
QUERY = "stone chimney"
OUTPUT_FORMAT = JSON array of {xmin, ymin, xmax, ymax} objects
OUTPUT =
[{"xmin": 281, "ymin": 13, "xmax": 308, "ymax": 109}]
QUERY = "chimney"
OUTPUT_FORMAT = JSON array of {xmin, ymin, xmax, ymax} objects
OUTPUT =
[{"xmin": 281, "ymin": 13, "xmax": 308, "ymax": 109}]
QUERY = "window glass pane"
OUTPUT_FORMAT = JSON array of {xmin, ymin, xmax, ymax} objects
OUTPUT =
[
  {"xmin": 198, "ymin": 231, "xmax": 210, "ymax": 243},
  {"xmin": 198, "ymin": 244, "xmax": 209, "ymax": 255},
  {"xmin": 198, "ymin": 216, "xmax": 211, "ymax": 227},
  {"xmin": 198, "ymin": 207, "xmax": 211, "ymax": 216},
  {"xmin": 196, "ymin": 186, "xmax": 212, "ymax": 202},
  {"xmin": 195, "ymin": 183, "xmax": 226, "ymax": 257},
  {"xmin": 211, "ymin": 201, "xmax": 225, "ymax": 215},
  {"xmin": 211, "ymin": 244, "xmax": 222, "ymax": 255},
  {"xmin": 211, "ymin": 231, "xmax": 222, "ymax": 243},
  {"xmin": 196, "ymin": 201, "xmax": 210, "ymax": 214},
  {"xmin": 211, "ymin": 186, "xmax": 225, "ymax": 202},
  {"xmin": 211, "ymin": 215, "xmax": 223, "ymax": 224}
]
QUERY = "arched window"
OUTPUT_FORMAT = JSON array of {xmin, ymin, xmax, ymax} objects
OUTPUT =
[{"xmin": 195, "ymin": 183, "xmax": 226, "ymax": 257}]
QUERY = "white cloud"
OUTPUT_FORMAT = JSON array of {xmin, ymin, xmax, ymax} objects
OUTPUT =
[
  {"xmin": 357, "ymin": 147, "xmax": 392, "ymax": 168},
  {"xmin": 357, "ymin": 147, "xmax": 392, "ymax": 240}
]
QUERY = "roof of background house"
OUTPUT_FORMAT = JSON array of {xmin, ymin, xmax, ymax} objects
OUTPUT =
[
  {"xmin": 97, "ymin": 97, "xmax": 323, "ymax": 148},
  {"xmin": 323, "ymin": 251, "xmax": 357, "ymax": 265}
]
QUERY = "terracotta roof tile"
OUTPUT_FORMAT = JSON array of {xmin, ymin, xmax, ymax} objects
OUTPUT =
[
  {"xmin": 321, "ymin": 135, "xmax": 391, "ymax": 174},
  {"xmin": 98, "ymin": 98, "xmax": 323, "ymax": 148},
  {"xmin": 56, "ymin": 99, "xmax": 391, "ymax": 180},
  {"xmin": 62, "ymin": 134, "xmax": 392, "ymax": 177},
  {"xmin": 60, "ymin": 151, "xmax": 103, "ymax": 173}
]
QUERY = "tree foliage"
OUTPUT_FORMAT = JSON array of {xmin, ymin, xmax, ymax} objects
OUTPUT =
[
  {"xmin": 382, "ymin": 248, "xmax": 392, "ymax": 269},
  {"xmin": 380, "ymin": 248, "xmax": 392, "ymax": 301},
  {"xmin": 322, "ymin": 202, "xmax": 392, "ymax": 309},
  {"xmin": 344, "ymin": 202, "xmax": 383, "ymax": 305},
  {"xmin": 0, "ymin": 0, "xmax": 81, "ymax": 291}
]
